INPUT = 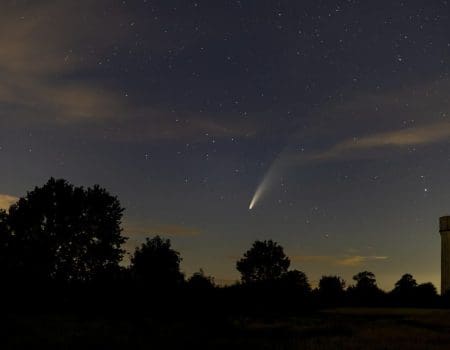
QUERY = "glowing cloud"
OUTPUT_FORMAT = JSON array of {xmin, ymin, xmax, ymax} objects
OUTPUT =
[
  {"xmin": 309, "ymin": 121, "xmax": 450, "ymax": 162},
  {"xmin": 0, "ymin": 194, "xmax": 18, "ymax": 211},
  {"xmin": 292, "ymin": 254, "xmax": 388, "ymax": 267},
  {"xmin": 335, "ymin": 255, "xmax": 388, "ymax": 267}
]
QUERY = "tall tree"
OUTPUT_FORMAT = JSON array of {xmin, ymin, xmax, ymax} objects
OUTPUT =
[
  {"xmin": 318, "ymin": 275, "xmax": 346, "ymax": 304},
  {"xmin": 236, "ymin": 240, "xmax": 290, "ymax": 283},
  {"xmin": 353, "ymin": 271, "xmax": 378, "ymax": 290},
  {"xmin": 5, "ymin": 178, "xmax": 126, "ymax": 283},
  {"xmin": 392, "ymin": 273, "xmax": 417, "ymax": 298},
  {"xmin": 130, "ymin": 236, "xmax": 184, "ymax": 289},
  {"xmin": 279, "ymin": 269, "xmax": 311, "ymax": 294},
  {"xmin": 391, "ymin": 275, "xmax": 437, "ymax": 306},
  {"xmin": 348, "ymin": 271, "xmax": 383, "ymax": 305},
  {"xmin": 394, "ymin": 273, "xmax": 417, "ymax": 291}
]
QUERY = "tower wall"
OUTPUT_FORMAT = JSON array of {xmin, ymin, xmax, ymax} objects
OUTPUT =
[{"xmin": 440, "ymin": 216, "xmax": 450, "ymax": 295}]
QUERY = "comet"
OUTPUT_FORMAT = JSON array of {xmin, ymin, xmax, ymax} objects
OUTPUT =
[
  {"xmin": 248, "ymin": 177, "xmax": 268, "ymax": 210},
  {"xmin": 248, "ymin": 155, "xmax": 284, "ymax": 210},
  {"xmin": 248, "ymin": 143, "xmax": 310, "ymax": 210}
]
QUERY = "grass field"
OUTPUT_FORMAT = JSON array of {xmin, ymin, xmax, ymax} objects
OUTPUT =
[{"xmin": 3, "ymin": 308, "xmax": 450, "ymax": 349}]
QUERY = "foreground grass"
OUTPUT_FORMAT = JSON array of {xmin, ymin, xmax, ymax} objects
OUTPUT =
[{"xmin": 2, "ymin": 308, "xmax": 450, "ymax": 349}]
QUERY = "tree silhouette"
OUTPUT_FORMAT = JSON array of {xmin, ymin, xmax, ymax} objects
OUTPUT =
[
  {"xmin": 236, "ymin": 240, "xmax": 290, "ymax": 283},
  {"xmin": 4, "ymin": 178, "xmax": 126, "ymax": 284},
  {"xmin": 318, "ymin": 275, "xmax": 346, "ymax": 305},
  {"xmin": 415, "ymin": 282, "xmax": 438, "ymax": 306},
  {"xmin": 391, "ymin": 273, "xmax": 417, "ymax": 304},
  {"xmin": 389, "ymin": 274, "xmax": 439, "ymax": 306},
  {"xmin": 130, "ymin": 236, "xmax": 184, "ymax": 289},
  {"xmin": 187, "ymin": 269, "xmax": 215, "ymax": 289},
  {"xmin": 416, "ymin": 282, "xmax": 437, "ymax": 297},
  {"xmin": 279, "ymin": 270, "xmax": 311, "ymax": 295},
  {"xmin": 348, "ymin": 271, "xmax": 384, "ymax": 305},
  {"xmin": 393, "ymin": 273, "xmax": 417, "ymax": 292},
  {"xmin": 353, "ymin": 271, "xmax": 377, "ymax": 290}
]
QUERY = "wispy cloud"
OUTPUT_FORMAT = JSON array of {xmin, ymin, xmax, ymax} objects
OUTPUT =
[
  {"xmin": 292, "ymin": 255, "xmax": 333, "ymax": 263},
  {"xmin": 335, "ymin": 255, "xmax": 388, "ymax": 267},
  {"xmin": 294, "ymin": 121, "xmax": 450, "ymax": 164},
  {"xmin": 0, "ymin": 2, "xmax": 126, "ymax": 123},
  {"xmin": 292, "ymin": 254, "xmax": 388, "ymax": 267},
  {"xmin": 0, "ymin": 194, "xmax": 18, "ymax": 211},
  {"xmin": 0, "ymin": 1, "xmax": 259, "ymax": 142},
  {"xmin": 323, "ymin": 121, "xmax": 450, "ymax": 158}
]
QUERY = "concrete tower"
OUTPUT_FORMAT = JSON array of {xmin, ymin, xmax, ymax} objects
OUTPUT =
[{"xmin": 440, "ymin": 216, "xmax": 450, "ymax": 295}]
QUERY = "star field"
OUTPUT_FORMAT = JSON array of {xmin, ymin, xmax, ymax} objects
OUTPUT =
[{"xmin": 1, "ymin": 0, "xmax": 450, "ymax": 288}]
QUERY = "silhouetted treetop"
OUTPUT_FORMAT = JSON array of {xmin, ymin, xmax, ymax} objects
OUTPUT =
[
  {"xmin": 393, "ymin": 273, "xmax": 417, "ymax": 293},
  {"xmin": 389, "ymin": 274, "xmax": 438, "ymax": 306},
  {"xmin": 317, "ymin": 275, "xmax": 346, "ymax": 306},
  {"xmin": 236, "ymin": 240, "xmax": 290, "ymax": 283},
  {"xmin": 353, "ymin": 271, "xmax": 378, "ymax": 290},
  {"xmin": 130, "ymin": 235, "xmax": 184, "ymax": 288},
  {"xmin": 279, "ymin": 270, "xmax": 311, "ymax": 294},
  {"xmin": 416, "ymin": 282, "xmax": 438, "ymax": 298},
  {"xmin": 347, "ymin": 271, "xmax": 384, "ymax": 305},
  {"xmin": 319, "ymin": 276, "xmax": 346, "ymax": 296},
  {"xmin": 187, "ymin": 269, "xmax": 215, "ymax": 289},
  {"xmin": 4, "ymin": 178, "xmax": 127, "ymax": 283}
]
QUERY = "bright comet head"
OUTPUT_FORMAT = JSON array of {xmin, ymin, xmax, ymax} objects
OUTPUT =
[{"xmin": 248, "ymin": 178, "xmax": 266, "ymax": 210}]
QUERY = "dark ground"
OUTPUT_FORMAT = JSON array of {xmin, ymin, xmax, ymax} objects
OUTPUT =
[{"xmin": 2, "ymin": 308, "xmax": 450, "ymax": 349}]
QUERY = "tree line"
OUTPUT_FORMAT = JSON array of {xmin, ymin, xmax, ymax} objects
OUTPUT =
[{"xmin": 0, "ymin": 178, "xmax": 445, "ymax": 314}]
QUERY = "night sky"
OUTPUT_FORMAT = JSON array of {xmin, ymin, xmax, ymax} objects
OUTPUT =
[{"xmin": 1, "ymin": 0, "xmax": 450, "ymax": 289}]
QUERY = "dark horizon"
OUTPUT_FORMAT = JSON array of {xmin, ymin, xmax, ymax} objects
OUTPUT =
[
  {"xmin": 0, "ymin": 176, "xmax": 441, "ymax": 306},
  {"xmin": 0, "ymin": 176, "xmax": 443, "ymax": 296}
]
